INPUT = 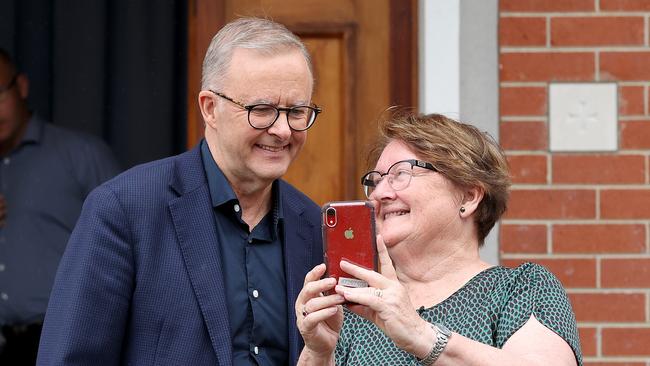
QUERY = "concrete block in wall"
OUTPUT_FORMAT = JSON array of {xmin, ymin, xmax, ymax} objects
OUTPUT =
[{"xmin": 549, "ymin": 83, "xmax": 617, "ymax": 152}]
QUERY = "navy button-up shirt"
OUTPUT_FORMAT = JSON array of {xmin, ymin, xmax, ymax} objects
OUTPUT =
[
  {"xmin": 0, "ymin": 116, "xmax": 120, "ymax": 326},
  {"xmin": 201, "ymin": 141, "xmax": 288, "ymax": 366}
]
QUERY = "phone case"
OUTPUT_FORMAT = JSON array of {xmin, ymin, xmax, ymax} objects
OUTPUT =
[{"xmin": 322, "ymin": 200, "xmax": 378, "ymax": 288}]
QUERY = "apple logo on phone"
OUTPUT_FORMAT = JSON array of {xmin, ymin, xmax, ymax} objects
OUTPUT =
[{"xmin": 344, "ymin": 228, "xmax": 354, "ymax": 239}]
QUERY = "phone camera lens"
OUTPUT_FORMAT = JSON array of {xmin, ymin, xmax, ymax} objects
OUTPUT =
[{"xmin": 325, "ymin": 207, "xmax": 337, "ymax": 227}]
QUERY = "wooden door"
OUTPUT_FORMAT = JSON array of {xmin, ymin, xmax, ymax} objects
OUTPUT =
[{"xmin": 187, "ymin": 0, "xmax": 417, "ymax": 205}]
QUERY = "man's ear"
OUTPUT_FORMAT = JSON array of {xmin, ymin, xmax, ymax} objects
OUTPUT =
[
  {"xmin": 16, "ymin": 73, "xmax": 29, "ymax": 100},
  {"xmin": 198, "ymin": 90, "xmax": 218, "ymax": 128},
  {"xmin": 459, "ymin": 186, "xmax": 484, "ymax": 217}
]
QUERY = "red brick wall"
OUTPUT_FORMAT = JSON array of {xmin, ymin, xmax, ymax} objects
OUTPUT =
[{"xmin": 498, "ymin": 1, "xmax": 650, "ymax": 364}]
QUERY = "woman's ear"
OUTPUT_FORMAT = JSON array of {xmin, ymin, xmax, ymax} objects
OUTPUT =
[{"xmin": 459, "ymin": 186, "xmax": 484, "ymax": 218}]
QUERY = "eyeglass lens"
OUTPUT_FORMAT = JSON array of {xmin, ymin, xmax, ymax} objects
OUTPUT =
[
  {"xmin": 363, "ymin": 161, "xmax": 415, "ymax": 198},
  {"xmin": 0, "ymin": 75, "xmax": 17, "ymax": 101},
  {"xmin": 248, "ymin": 104, "xmax": 316, "ymax": 131}
]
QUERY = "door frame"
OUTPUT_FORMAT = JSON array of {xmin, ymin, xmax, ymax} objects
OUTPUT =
[{"xmin": 185, "ymin": 0, "xmax": 418, "ymax": 150}]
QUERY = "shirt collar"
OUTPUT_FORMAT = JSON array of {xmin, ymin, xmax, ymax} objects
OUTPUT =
[
  {"xmin": 200, "ymin": 139, "xmax": 285, "ymax": 231},
  {"xmin": 200, "ymin": 139, "xmax": 238, "ymax": 207}
]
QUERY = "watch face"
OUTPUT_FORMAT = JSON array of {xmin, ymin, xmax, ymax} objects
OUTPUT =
[{"xmin": 435, "ymin": 323, "xmax": 452, "ymax": 337}]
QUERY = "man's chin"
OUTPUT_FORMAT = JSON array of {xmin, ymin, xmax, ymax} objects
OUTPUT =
[{"xmin": 254, "ymin": 166, "xmax": 289, "ymax": 182}]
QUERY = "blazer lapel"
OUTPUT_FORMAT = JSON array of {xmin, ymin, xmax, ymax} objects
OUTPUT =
[
  {"xmin": 282, "ymin": 189, "xmax": 317, "ymax": 365},
  {"xmin": 168, "ymin": 149, "xmax": 233, "ymax": 366}
]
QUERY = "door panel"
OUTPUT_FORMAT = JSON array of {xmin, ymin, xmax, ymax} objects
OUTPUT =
[
  {"xmin": 187, "ymin": 0, "xmax": 417, "ymax": 205},
  {"xmin": 283, "ymin": 36, "xmax": 345, "ymax": 204}
]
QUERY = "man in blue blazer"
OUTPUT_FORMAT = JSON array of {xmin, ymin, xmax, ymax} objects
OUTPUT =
[{"xmin": 38, "ymin": 17, "xmax": 324, "ymax": 365}]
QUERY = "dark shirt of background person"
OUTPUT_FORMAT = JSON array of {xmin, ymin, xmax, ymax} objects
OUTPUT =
[{"xmin": 0, "ymin": 48, "xmax": 121, "ymax": 365}]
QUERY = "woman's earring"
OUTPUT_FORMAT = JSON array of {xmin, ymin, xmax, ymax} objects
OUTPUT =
[{"xmin": 459, "ymin": 207, "xmax": 466, "ymax": 214}]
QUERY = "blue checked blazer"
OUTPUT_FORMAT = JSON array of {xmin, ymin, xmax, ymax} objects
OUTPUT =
[{"xmin": 37, "ymin": 145, "xmax": 323, "ymax": 365}]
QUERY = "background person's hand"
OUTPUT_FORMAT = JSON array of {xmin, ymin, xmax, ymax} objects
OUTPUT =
[
  {"xmin": 0, "ymin": 194, "xmax": 6, "ymax": 227},
  {"xmin": 335, "ymin": 235, "xmax": 432, "ymax": 355},
  {"xmin": 296, "ymin": 263, "xmax": 345, "ymax": 360}
]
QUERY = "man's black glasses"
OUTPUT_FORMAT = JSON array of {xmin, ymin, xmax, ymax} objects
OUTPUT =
[{"xmin": 209, "ymin": 90, "xmax": 321, "ymax": 131}]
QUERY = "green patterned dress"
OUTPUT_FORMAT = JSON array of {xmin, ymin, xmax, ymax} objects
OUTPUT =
[{"xmin": 334, "ymin": 263, "xmax": 583, "ymax": 365}]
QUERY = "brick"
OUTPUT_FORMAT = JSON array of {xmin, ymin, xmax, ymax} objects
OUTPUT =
[
  {"xmin": 601, "ymin": 52, "xmax": 650, "ymax": 81},
  {"xmin": 500, "ymin": 121, "xmax": 548, "ymax": 150},
  {"xmin": 602, "ymin": 327, "xmax": 650, "ymax": 356},
  {"xmin": 551, "ymin": 17, "xmax": 644, "ymax": 46},
  {"xmin": 500, "ymin": 258, "xmax": 596, "ymax": 287},
  {"xmin": 579, "ymin": 327, "xmax": 597, "ymax": 357},
  {"xmin": 601, "ymin": 189, "xmax": 650, "ymax": 219},
  {"xmin": 568, "ymin": 293, "xmax": 646, "ymax": 322},
  {"xmin": 508, "ymin": 155, "xmax": 547, "ymax": 184},
  {"xmin": 619, "ymin": 86, "xmax": 645, "ymax": 116},
  {"xmin": 500, "ymin": 224, "xmax": 547, "ymax": 254},
  {"xmin": 602, "ymin": 258, "xmax": 650, "ymax": 287},
  {"xmin": 621, "ymin": 120, "xmax": 650, "ymax": 149},
  {"xmin": 500, "ymin": 17, "xmax": 546, "ymax": 46},
  {"xmin": 601, "ymin": 0, "xmax": 650, "ymax": 11},
  {"xmin": 500, "ymin": 52, "xmax": 594, "ymax": 82},
  {"xmin": 500, "ymin": 87, "xmax": 547, "ymax": 116},
  {"xmin": 552, "ymin": 155, "xmax": 646, "ymax": 184},
  {"xmin": 505, "ymin": 189, "xmax": 596, "ymax": 219},
  {"xmin": 500, "ymin": 0, "xmax": 595, "ymax": 12},
  {"xmin": 553, "ymin": 224, "xmax": 646, "ymax": 253}
]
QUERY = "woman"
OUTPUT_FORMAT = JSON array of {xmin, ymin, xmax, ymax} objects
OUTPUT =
[{"xmin": 296, "ymin": 112, "xmax": 582, "ymax": 365}]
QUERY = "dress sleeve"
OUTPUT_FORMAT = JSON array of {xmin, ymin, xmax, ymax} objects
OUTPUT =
[{"xmin": 497, "ymin": 263, "xmax": 583, "ymax": 365}]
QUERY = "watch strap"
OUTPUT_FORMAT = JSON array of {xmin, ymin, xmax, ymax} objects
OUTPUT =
[{"xmin": 417, "ymin": 323, "xmax": 451, "ymax": 366}]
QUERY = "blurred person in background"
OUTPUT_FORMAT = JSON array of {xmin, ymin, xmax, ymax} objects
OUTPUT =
[{"xmin": 0, "ymin": 48, "xmax": 120, "ymax": 365}]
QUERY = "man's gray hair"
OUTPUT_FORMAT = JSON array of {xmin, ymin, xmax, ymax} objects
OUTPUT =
[{"xmin": 201, "ymin": 17, "xmax": 313, "ymax": 91}]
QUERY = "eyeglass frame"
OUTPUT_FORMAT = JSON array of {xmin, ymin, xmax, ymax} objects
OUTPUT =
[
  {"xmin": 208, "ymin": 90, "xmax": 322, "ymax": 132},
  {"xmin": 360, "ymin": 159, "xmax": 438, "ymax": 198},
  {"xmin": 0, "ymin": 74, "xmax": 18, "ymax": 96}
]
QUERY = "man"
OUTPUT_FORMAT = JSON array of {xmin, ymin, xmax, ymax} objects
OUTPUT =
[
  {"xmin": 0, "ymin": 49, "xmax": 120, "ymax": 364},
  {"xmin": 38, "ymin": 17, "xmax": 324, "ymax": 365}
]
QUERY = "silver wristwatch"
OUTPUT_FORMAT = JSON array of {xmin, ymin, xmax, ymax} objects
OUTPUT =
[{"xmin": 418, "ymin": 322, "xmax": 452, "ymax": 366}]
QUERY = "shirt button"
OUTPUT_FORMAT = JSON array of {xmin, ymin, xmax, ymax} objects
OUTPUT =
[
  {"xmin": 254, "ymin": 346, "xmax": 259, "ymax": 355},
  {"xmin": 2, "ymin": 158, "xmax": 9, "ymax": 165},
  {"xmin": 1, "ymin": 292, "xmax": 8, "ymax": 301},
  {"xmin": 252, "ymin": 289, "xmax": 259, "ymax": 298},
  {"xmin": 247, "ymin": 238, "xmax": 253, "ymax": 244},
  {"xmin": 0, "ymin": 263, "xmax": 5, "ymax": 271},
  {"xmin": 234, "ymin": 204, "xmax": 240, "ymax": 213}
]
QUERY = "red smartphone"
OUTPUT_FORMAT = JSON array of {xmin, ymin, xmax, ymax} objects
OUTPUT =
[{"xmin": 322, "ymin": 200, "xmax": 378, "ymax": 289}]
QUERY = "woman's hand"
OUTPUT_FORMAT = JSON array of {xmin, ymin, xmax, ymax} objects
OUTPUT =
[
  {"xmin": 335, "ymin": 235, "xmax": 433, "ymax": 357},
  {"xmin": 296, "ymin": 263, "xmax": 345, "ymax": 363}
]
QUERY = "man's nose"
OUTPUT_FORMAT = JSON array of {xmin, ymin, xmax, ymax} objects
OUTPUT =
[{"xmin": 267, "ymin": 111, "xmax": 293, "ymax": 139}]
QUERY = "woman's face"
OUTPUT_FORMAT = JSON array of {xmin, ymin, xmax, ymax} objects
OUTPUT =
[{"xmin": 370, "ymin": 140, "xmax": 463, "ymax": 254}]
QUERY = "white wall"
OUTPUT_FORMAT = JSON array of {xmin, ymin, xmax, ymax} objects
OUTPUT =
[
  {"xmin": 419, "ymin": 0, "xmax": 500, "ymax": 264},
  {"xmin": 419, "ymin": 0, "xmax": 460, "ymax": 117}
]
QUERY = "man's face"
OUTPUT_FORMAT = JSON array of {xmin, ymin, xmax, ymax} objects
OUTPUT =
[
  {"xmin": 0, "ymin": 60, "xmax": 27, "ymax": 146},
  {"xmin": 206, "ymin": 48, "xmax": 313, "ymax": 189}
]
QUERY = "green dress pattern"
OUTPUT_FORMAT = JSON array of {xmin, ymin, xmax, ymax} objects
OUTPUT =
[{"xmin": 334, "ymin": 262, "xmax": 583, "ymax": 365}]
